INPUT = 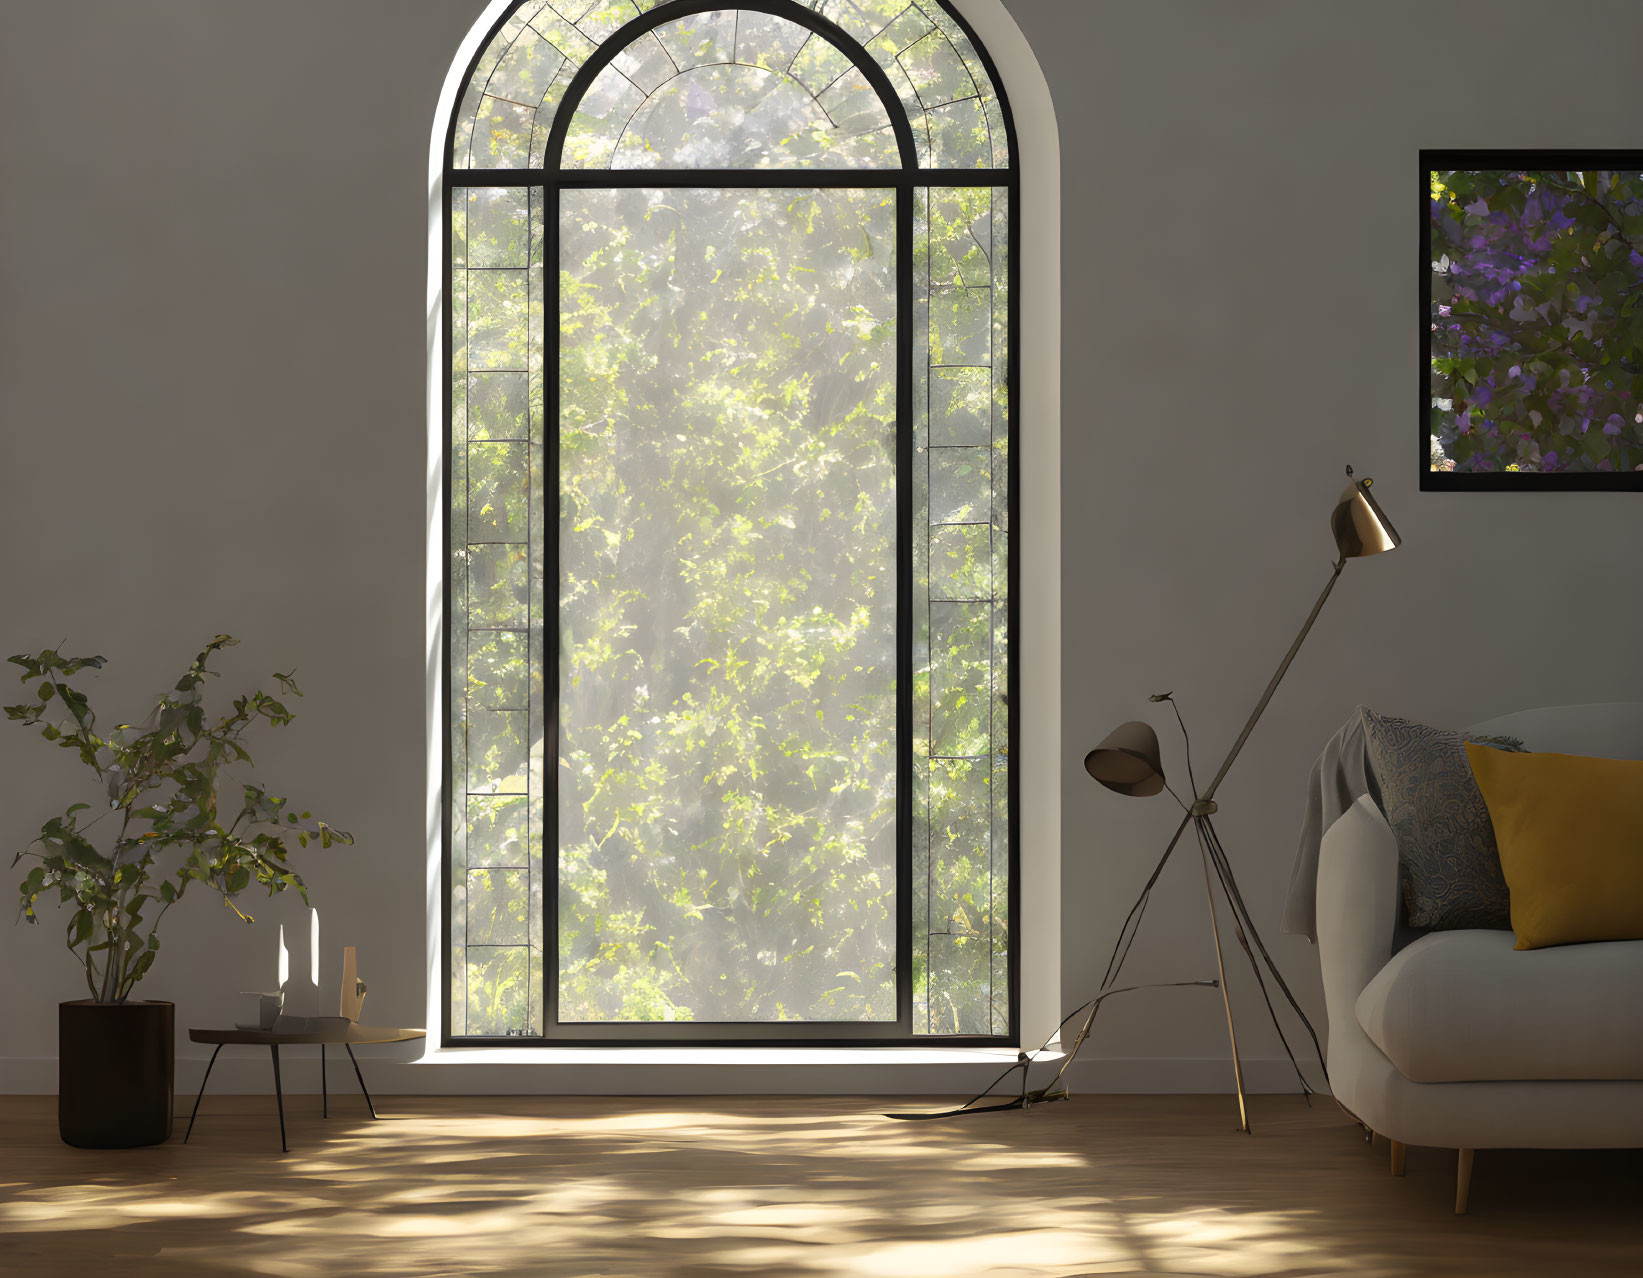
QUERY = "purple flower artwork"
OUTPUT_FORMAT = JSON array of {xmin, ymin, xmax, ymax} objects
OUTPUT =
[{"xmin": 1425, "ymin": 152, "xmax": 1643, "ymax": 488}]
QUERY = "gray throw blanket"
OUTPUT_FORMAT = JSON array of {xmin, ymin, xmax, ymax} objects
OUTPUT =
[{"xmin": 1281, "ymin": 710, "xmax": 1380, "ymax": 943}]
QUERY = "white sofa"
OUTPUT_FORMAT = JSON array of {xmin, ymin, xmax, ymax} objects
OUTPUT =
[{"xmin": 1317, "ymin": 702, "xmax": 1643, "ymax": 1213}]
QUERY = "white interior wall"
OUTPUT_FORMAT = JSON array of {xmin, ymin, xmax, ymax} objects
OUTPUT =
[{"xmin": 2, "ymin": 0, "xmax": 1639, "ymax": 1097}]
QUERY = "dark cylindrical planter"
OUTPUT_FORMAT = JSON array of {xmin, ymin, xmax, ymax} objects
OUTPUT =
[{"xmin": 58, "ymin": 1000, "xmax": 174, "ymax": 1148}]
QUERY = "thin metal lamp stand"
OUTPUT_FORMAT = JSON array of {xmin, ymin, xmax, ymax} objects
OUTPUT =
[{"xmin": 892, "ymin": 468, "xmax": 1399, "ymax": 1125}]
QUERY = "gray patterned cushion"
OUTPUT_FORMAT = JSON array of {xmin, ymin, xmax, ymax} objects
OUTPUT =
[{"xmin": 1359, "ymin": 707, "xmax": 1527, "ymax": 931}]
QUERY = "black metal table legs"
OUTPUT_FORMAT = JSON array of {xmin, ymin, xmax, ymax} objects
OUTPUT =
[
  {"xmin": 346, "ymin": 1044, "xmax": 378, "ymax": 1120},
  {"xmin": 182, "ymin": 1044, "xmax": 223, "ymax": 1144},
  {"xmin": 270, "ymin": 1044, "xmax": 287, "ymax": 1152},
  {"xmin": 184, "ymin": 1041, "xmax": 381, "ymax": 1148}
]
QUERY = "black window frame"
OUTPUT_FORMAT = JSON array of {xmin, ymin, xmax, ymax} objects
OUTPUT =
[{"xmin": 442, "ymin": 0, "xmax": 1021, "ymax": 1046}]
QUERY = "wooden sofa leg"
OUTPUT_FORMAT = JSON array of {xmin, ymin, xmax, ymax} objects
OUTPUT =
[
  {"xmin": 1389, "ymin": 1140, "xmax": 1406, "ymax": 1176},
  {"xmin": 1455, "ymin": 1148, "xmax": 1474, "ymax": 1215}
]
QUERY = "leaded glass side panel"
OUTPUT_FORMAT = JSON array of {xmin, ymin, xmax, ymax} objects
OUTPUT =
[
  {"xmin": 450, "ymin": 186, "xmax": 547, "ymax": 1036},
  {"xmin": 912, "ymin": 184, "xmax": 1008, "ymax": 1036}
]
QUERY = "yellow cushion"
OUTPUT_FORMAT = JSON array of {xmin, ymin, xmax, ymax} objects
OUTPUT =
[{"xmin": 1465, "ymin": 743, "xmax": 1643, "ymax": 950}]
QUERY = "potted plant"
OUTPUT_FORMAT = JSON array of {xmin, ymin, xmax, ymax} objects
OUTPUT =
[{"xmin": 6, "ymin": 636, "xmax": 350, "ymax": 1148}]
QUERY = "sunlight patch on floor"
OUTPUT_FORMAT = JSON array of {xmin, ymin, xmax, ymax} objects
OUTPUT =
[{"xmin": 5, "ymin": 1096, "xmax": 1641, "ymax": 1277}]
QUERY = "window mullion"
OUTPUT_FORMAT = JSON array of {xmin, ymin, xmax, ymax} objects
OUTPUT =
[{"xmin": 896, "ymin": 180, "xmax": 915, "ymax": 1035}]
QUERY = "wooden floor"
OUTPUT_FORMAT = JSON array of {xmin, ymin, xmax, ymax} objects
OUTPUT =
[{"xmin": 1, "ymin": 1093, "xmax": 1639, "ymax": 1277}]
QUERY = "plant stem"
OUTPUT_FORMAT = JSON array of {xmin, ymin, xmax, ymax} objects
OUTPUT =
[{"xmin": 108, "ymin": 807, "xmax": 134, "ymax": 871}]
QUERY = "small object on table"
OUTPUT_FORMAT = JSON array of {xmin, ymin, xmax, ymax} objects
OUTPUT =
[
  {"xmin": 235, "ymin": 989, "xmax": 284, "ymax": 1031},
  {"xmin": 184, "ymin": 1023, "xmax": 424, "ymax": 1152},
  {"xmin": 339, "ymin": 946, "xmax": 367, "ymax": 1022}
]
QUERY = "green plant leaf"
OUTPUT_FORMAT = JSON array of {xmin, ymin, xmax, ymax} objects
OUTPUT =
[{"xmin": 10, "ymin": 636, "xmax": 348, "ymax": 998}]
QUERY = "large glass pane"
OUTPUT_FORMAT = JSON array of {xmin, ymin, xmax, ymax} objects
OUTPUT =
[{"xmin": 558, "ymin": 185, "xmax": 899, "ymax": 1023}]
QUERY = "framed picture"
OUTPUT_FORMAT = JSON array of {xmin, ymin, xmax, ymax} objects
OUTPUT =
[{"xmin": 1423, "ymin": 149, "xmax": 1643, "ymax": 490}]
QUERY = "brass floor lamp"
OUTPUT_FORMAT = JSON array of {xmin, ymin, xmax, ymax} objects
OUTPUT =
[{"xmin": 893, "ymin": 467, "xmax": 1400, "ymax": 1124}]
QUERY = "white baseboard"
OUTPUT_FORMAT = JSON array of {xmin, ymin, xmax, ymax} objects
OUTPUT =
[
  {"xmin": 2, "ymin": 1053, "xmax": 1325, "ymax": 1097},
  {"xmin": 1062, "ymin": 1055, "xmax": 1325, "ymax": 1095}
]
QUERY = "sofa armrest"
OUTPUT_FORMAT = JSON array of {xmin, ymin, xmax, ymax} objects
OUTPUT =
[{"xmin": 1316, "ymin": 793, "xmax": 1399, "ymax": 1066}]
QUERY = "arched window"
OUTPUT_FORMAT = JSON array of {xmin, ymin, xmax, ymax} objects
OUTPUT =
[{"xmin": 444, "ymin": 0, "xmax": 1017, "ymax": 1044}]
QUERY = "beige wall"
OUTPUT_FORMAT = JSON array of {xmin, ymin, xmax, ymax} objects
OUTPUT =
[{"xmin": 1, "ymin": 0, "xmax": 1638, "ymax": 1093}]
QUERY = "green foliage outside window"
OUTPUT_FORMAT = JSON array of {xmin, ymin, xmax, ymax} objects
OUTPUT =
[{"xmin": 448, "ymin": 1, "xmax": 1013, "ymax": 1039}]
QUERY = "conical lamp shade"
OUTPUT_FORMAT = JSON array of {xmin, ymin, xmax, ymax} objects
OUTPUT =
[
  {"xmin": 1330, "ymin": 476, "xmax": 1400, "ymax": 560},
  {"xmin": 1084, "ymin": 721, "xmax": 1166, "ymax": 798}
]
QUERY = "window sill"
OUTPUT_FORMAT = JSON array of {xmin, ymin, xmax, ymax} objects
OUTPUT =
[{"xmin": 417, "ymin": 1044, "xmax": 1048, "ymax": 1067}]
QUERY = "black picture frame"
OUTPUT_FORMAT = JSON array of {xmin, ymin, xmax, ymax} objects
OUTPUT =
[{"xmin": 1421, "ymin": 148, "xmax": 1643, "ymax": 491}]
